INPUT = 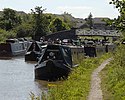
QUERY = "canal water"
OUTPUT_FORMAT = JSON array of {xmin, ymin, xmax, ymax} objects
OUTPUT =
[{"xmin": 0, "ymin": 57, "xmax": 48, "ymax": 100}]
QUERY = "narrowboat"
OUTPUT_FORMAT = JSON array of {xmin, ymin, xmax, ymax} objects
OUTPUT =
[
  {"xmin": 25, "ymin": 41, "xmax": 44, "ymax": 62},
  {"xmin": 0, "ymin": 38, "xmax": 28, "ymax": 58},
  {"xmin": 84, "ymin": 41, "xmax": 116, "ymax": 57},
  {"xmin": 105, "ymin": 42, "xmax": 116, "ymax": 52},
  {"xmin": 35, "ymin": 44, "xmax": 84, "ymax": 81}
]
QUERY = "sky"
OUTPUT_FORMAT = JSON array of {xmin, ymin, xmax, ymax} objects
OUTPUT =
[{"xmin": 0, "ymin": 0, "xmax": 119, "ymax": 19}]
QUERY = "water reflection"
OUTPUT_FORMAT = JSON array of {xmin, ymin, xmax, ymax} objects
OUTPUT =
[{"xmin": 0, "ymin": 57, "xmax": 47, "ymax": 100}]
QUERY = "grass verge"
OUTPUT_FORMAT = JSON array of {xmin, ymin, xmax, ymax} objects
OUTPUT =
[
  {"xmin": 31, "ymin": 53, "xmax": 111, "ymax": 100},
  {"xmin": 46, "ymin": 53, "xmax": 110, "ymax": 100},
  {"xmin": 101, "ymin": 44, "xmax": 125, "ymax": 100}
]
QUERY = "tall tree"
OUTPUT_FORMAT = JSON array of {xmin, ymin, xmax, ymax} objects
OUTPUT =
[
  {"xmin": 85, "ymin": 13, "xmax": 93, "ymax": 29},
  {"xmin": 31, "ymin": 6, "xmax": 49, "ymax": 41},
  {"xmin": 0, "ymin": 8, "xmax": 21, "ymax": 31}
]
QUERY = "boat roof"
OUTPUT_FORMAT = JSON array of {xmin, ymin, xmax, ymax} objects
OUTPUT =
[{"xmin": 6, "ymin": 39, "xmax": 18, "ymax": 43}]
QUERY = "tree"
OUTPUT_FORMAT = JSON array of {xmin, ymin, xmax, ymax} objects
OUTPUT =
[
  {"xmin": 14, "ymin": 23, "xmax": 33, "ymax": 38},
  {"xmin": 109, "ymin": 0, "xmax": 125, "ymax": 31},
  {"xmin": 62, "ymin": 12, "xmax": 76, "ymax": 28},
  {"xmin": 0, "ymin": 8, "xmax": 22, "ymax": 31},
  {"xmin": 31, "ymin": 6, "xmax": 50, "ymax": 41},
  {"xmin": 85, "ymin": 13, "xmax": 93, "ymax": 29},
  {"xmin": 49, "ymin": 17, "xmax": 70, "ymax": 33},
  {"xmin": 15, "ymin": 13, "xmax": 35, "ymax": 38}
]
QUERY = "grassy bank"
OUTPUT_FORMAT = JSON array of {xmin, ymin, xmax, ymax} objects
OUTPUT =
[
  {"xmin": 32, "ymin": 53, "xmax": 110, "ymax": 100},
  {"xmin": 101, "ymin": 44, "xmax": 125, "ymax": 100}
]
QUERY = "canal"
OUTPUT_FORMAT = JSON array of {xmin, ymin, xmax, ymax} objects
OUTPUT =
[{"xmin": 0, "ymin": 57, "xmax": 48, "ymax": 100}]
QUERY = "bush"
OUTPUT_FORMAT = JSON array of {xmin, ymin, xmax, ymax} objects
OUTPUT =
[
  {"xmin": 14, "ymin": 23, "xmax": 33, "ymax": 38},
  {"xmin": 0, "ymin": 29, "xmax": 16, "ymax": 42}
]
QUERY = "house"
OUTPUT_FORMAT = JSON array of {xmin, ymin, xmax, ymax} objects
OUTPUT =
[{"xmin": 93, "ymin": 17, "xmax": 111, "ymax": 30}]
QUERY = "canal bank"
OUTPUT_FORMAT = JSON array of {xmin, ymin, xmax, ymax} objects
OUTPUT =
[{"xmin": 38, "ymin": 53, "xmax": 111, "ymax": 100}]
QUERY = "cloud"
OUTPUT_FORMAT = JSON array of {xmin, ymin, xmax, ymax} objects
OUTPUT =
[
  {"xmin": 105, "ymin": 0, "xmax": 112, "ymax": 3},
  {"xmin": 56, "ymin": 6, "xmax": 93, "ymax": 18}
]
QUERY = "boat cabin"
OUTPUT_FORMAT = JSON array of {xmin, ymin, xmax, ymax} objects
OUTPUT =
[{"xmin": 35, "ymin": 44, "xmax": 84, "ymax": 81}]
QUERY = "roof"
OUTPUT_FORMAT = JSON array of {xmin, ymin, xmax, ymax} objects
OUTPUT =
[{"xmin": 93, "ymin": 17, "xmax": 109, "ymax": 24}]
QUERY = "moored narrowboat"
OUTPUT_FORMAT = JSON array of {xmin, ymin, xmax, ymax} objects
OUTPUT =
[
  {"xmin": 25, "ymin": 41, "xmax": 43, "ymax": 62},
  {"xmin": 35, "ymin": 44, "xmax": 84, "ymax": 81},
  {"xmin": 84, "ymin": 41, "xmax": 116, "ymax": 57},
  {"xmin": 0, "ymin": 39, "xmax": 28, "ymax": 58}
]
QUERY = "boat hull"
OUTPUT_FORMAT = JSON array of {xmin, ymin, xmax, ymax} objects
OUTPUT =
[
  {"xmin": 35, "ymin": 60, "xmax": 71, "ymax": 81},
  {"xmin": 25, "ymin": 51, "xmax": 41, "ymax": 61},
  {"xmin": 25, "ymin": 41, "xmax": 42, "ymax": 61},
  {"xmin": 0, "ymin": 43, "xmax": 26, "ymax": 58}
]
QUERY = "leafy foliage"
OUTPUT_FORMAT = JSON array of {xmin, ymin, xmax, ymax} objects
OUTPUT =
[
  {"xmin": 0, "ymin": 8, "xmax": 22, "ymax": 31},
  {"xmin": 31, "ymin": 6, "xmax": 50, "ymax": 41},
  {"xmin": 0, "ymin": 7, "xmax": 78, "ymax": 42},
  {"xmin": 109, "ymin": 0, "xmax": 125, "ymax": 31},
  {"xmin": 101, "ymin": 44, "xmax": 125, "ymax": 100},
  {"xmin": 0, "ymin": 29, "xmax": 16, "ymax": 42},
  {"xmin": 0, "ymin": 6, "xmax": 84, "ymax": 42},
  {"xmin": 14, "ymin": 23, "xmax": 33, "ymax": 38},
  {"xmin": 49, "ymin": 17, "xmax": 70, "ymax": 33}
]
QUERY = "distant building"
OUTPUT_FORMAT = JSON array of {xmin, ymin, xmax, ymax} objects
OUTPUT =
[
  {"xmin": 80, "ymin": 17, "xmax": 114, "ymax": 30},
  {"xmin": 93, "ymin": 17, "xmax": 110, "ymax": 30}
]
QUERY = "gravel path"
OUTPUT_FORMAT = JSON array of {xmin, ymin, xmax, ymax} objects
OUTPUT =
[{"xmin": 87, "ymin": 58, "xmax": 112, "ymax": 100}]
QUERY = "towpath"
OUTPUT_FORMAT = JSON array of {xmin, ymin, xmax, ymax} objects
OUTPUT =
[{"xmin": 87, "ymin": 58, "xmax": 112, "ymax": 100}]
